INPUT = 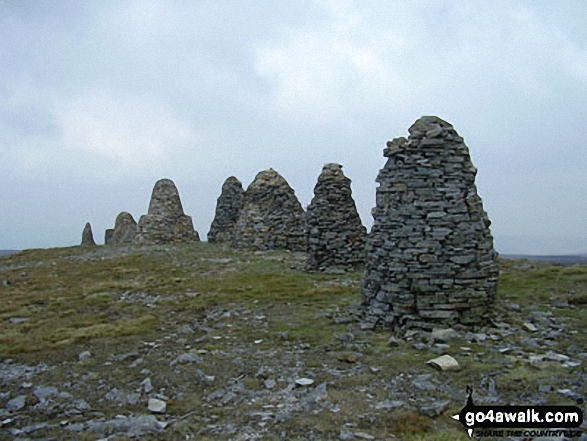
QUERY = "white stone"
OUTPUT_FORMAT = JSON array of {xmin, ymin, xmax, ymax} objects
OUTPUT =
[
  {"xmin": 148, "ymin": 398, "xmax": 166, "ymax": 414},
  {"xmin": 426, "ymin": 354, "xmax": 460, "ymax": 371},
  {"xmin": 295, "ymin": 378, "xmax": 315, "ymax": 387}
]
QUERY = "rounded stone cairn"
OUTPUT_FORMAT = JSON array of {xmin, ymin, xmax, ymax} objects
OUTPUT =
[
  {"xmin": 207, "ymin": 176, "xmax": 245, "ymax": 243},
  {"xmin": 81, "ymin": 222, "xmax": 96, "ymax": 246},
  {"xmin": 306, "ymin": 163, "xmax": 366, "ymax": 271},
  {"xmin": 134, "ymin": 179, "xmax": 200, "ymax": 245},
  {"xmin": 232, "ymin": 169, "xmax": 306, "ymax": 252},
  {"xmin": 107, "ymin": 212, "xmax": 138, "ymax": 245},
  {"xmin": 361, "ymin": 116, "xmax": 499, "ymax": 332}
]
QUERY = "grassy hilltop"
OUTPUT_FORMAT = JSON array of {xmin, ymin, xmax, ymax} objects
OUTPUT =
[{"xmin": 0, "ymin": 244, "xmax": 586, "ymax": 440}]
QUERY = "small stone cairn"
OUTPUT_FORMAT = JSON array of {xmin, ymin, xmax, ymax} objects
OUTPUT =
[
  {"xmin": 104, "ymin": 228, "xmax": 114, "ymax": 245},
  {"xmin": 208, "ymin": 177, "xmax": 245, "ymax": 243},
  {"xmin": 81, "ymin": 222, "xmax": 96, "ymax": 246},
  {"xmin": 105, "ymin": 212, "xmax": 138, "ymax": 245},
  {"xmin": 306, "ymin": 164, "xmax": 366, "ymax": 271},
  {"xmin": 232, "ymin": 169, "xmax": 306, "ymax": 251},
  {"xmin": 361, "ymin": 116, "xmax": 499, "ymax": 331},
  {"xmin": 134, "ymin": 179, "xmax": 200, "ymax": 245}
]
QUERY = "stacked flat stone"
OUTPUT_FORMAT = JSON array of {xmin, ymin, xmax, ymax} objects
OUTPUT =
[
  {"xmin": 306, "ymin": 164, "xmax": 366, "ymax": 271},
  {"xmin": 134, "ymin": 179, "xmax": 200, "ymax": 245},
  {"xmin": 81, "ymin": 222, "xmax": 96, "ymax": 246},
  {"xmin": 232, "ymin": 169, "xmax": 306, "ymax": 251},
  {"xmin": 208, "ymin": 177, "xmax": 245, "ymax": 243},
  {"xmin": 361, "ymin": 116, "xmax": 499, "ymax": 331},
  {"xmin": 106, "ymin": 212, "xmax": 138, "ymax": 245}
]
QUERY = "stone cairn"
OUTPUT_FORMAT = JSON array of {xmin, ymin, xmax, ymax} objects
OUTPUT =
[
  {"xmin": 306, "ymin": 164, "xmax": 366, "ymax": 271},
  {"xmin": 81, "ymin": 222, "xmax": 96, "ymax": 246},
  {"xmin": 134, "ymin": 179, "xmax": 200, "ymax": 245},
  {"xmin": 361, "ymin": 116, "xmax": 499, "ymax": 332},
  {"xmin": 104, "ymin": 228, "xmax": 114, "ymax": 245},
  {"xmin": 106, "ymin": 212, "xmax": 138, "ymax": 245},
  {"xmin": 232, "ymin": 169, "xmax": 306, "ymax": 252},
  {"xmin": 207, "ymin": 177, "xmax": 245, "ymax": 243}
]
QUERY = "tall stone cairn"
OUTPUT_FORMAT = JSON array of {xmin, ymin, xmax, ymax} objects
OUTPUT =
[
  {"xmin": 81, "ymin": 222, "xmax": 96, "ymax": 246},
  {"xmin": 134, "ymin": 179, "xmax": 200, "ymax": 245},
  {"xmin": 208, "ymin": 177, "xmax": 245, "ymax": 243},
  {"xmin": 361, "ymin": 116, "xmax": 499, "ymax": 331},
  {"xmin": 232, "ymin": 169, "xmax": 306, "ymax": 251},
  {"xmin": 306, "ymin": 163, "xmax": 366, "ymax": 271},
  {"xmin": 109, "ymin": 212, "xmax": 138, "ymax": 245}
]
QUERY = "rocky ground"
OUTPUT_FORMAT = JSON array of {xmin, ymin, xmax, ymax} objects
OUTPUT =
[{"xmin": 0, "ymin": 244, "xmax": 586, "ymax": 440}]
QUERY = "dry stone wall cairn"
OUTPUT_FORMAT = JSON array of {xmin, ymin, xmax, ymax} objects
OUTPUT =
[
  {"xmin": 108, "ymin": 212, "xmax": 138, "ymax": 245},
  {"xmin": 232, "ymin": 169, "xmax": 306, "ymax": 252},
  {"xmin": 208, "ymin": 177, "xmax": 245, "ymax": 243},
  {"xmin": 104, "ymin": 229, "xmax": 114, "ymax": 245},
  {"xmin": 361, "ymin": 116, "xmax": 499, "ymax": 331},
  {"xmin": 134, "ymin": 179, "xmax": 200, "ymax": 245},
  {"xmin": 81, "ymin": 222, "xmax": 96, "ymax": 246},
  {"xmin": 306, "ymin": 164, "xmax": 366, "ymax": 271}
]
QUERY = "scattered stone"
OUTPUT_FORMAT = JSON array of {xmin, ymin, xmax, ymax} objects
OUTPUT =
[
  {"xmin": 232, "ymin": 169, "xmax": 306, "ymax": 251},
  {"xmin": 8, "ymin": 317, "xmax": 28, "ymax": 324},
  {"xmin": 6, "ymin": 395, "xmax": 26, "ymax": 411},
  {"xmin": 431, "ymin": 328, "xmax": 461, "ymax": 342},
  {"xmin": 295, "ymin": 378, "xmax": 315, "ymax": 387},
  {"xmin": 81, "ymin": 222, "xmax": 96, "ymax": 246},
  {"xmin": 426, "ymin": 354, "xmax": 460, "ymax": 371},
  {"xmin": 376, "ymin": 400, "xmax": 406, "ymax": 410},
  {"xmin": 134, "ymin": 178, "xmax": 200, "ymax": 244},
  {"xmin": 419, "ymin": 399, "xmax": 450, "ymax": 418},
  {"xmin": 172, "ymin": 352, "xmax": 203, "ymax": 365},
  {"xmin": 388, "ymin": 336, "xmax": 400, "ymax": 347},
  {"xmin": 523, "ymin": 322, "xmax": 538, "ymax": 332},
  {"xmin": 147, "ymin": 398, "xmax": 166, "ymax": 413},
  {"xmin": 306, "ymin": 164, "xmax": 366, "ymax": 271},
  {"xmin": 84, "ymin": 414, "xmax": 165, "ymax": 437},
  {"xmin": 33, "ymin": 385, "xmax": 58, "ymax": 401},
  {"xmin": 361, "ymin": 116, "xmax": 499, "ymax": 332},
  {"xmin": 208, "ymin": 176, "xmax": 245, "ymax": 243},
  {"xmin": 141, "ymin": 378, "xmax": 153, "ymax": 393},
  {"xmin": 78, "ymin": 351, "xmax": 92, "ymax": 362}
]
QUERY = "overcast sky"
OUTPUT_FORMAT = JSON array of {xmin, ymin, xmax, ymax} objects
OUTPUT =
[{"xmin": 1, "ymin": 0, "xmax": 586, "ymax": 254}]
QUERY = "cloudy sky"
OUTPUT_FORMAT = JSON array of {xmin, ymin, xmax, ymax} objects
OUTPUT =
[{"xmin": 1, "ymin": 0, "xmax": 586, "ymax": 254}]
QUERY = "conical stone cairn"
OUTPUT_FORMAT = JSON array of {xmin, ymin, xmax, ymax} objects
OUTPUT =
[
  {"xmin": 232, "ymin": 169, "xmax": 306, "ymax": 251},
  {"xmin": 81, "ymin": 222, "xmax": 96, "ymax": 246},
  {"xmin": 208, "ymin": 177, "xmax": 244, "ymax": 243},
  {"xmin": 306, "ymin": 164, "xmax": 366, "ymax": 271},
  {"xmin": 134, "ymin": 179, "xmax": 200, "ymax": 244},
  {"xmin": 106, "ymin": 212, "xmax": 138, "ymax": 245},
  {"xmin": 361, "ymin": 116, "xmax": 499, "ymax": 331}
]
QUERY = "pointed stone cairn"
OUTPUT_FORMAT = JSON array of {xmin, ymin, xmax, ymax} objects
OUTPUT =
[
  {"xmin": 306, "ymin": 164, "xmax": 366, "ymax": 271},
  {"xmin": 232, "ymin": 169, "xmax": 306, "ymax": 251},
  {"xmin": 208, "ymin": 177, "xmax": 245, "ymax": 243},
  {"xmin": 81, "ymin": 222, "xmax": 96, "ymax": 246},
  {"xmin": 134, "ymin": 179, "xmax": 200, "ymax": 245},
  {"xmin": 361, "ymin": 116, "xmax": 499, "ymax": 332},
  {"xmin": 109, "ymin": 212, "xmax": 138, "ymax": 245}
]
